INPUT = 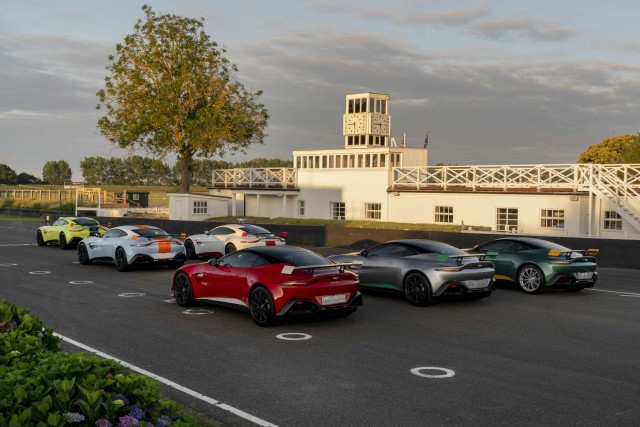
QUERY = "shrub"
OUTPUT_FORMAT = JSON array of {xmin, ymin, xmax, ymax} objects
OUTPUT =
[{"xmin": 0, "ymin": 300, "xmax": 200, "ymax": 426}]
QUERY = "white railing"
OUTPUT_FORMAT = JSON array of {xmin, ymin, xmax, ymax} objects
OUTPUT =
[
  {"xmin": 391, "ymin": 164, "xmax": 640, "ymax": 192},
  {"xmin": 211, "ymin": 168, "xmax": 297, "ymax": 188}
]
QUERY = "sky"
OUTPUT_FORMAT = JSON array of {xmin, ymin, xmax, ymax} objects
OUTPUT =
[{"xmin": 1, "ymin": 0, "xmax": 639, "ymax": 180}]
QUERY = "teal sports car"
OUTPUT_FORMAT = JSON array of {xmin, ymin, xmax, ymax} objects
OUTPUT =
[
  {"xmin": 37, "ymin": 216, "xmax": 109, "ymax": 249},
  {"xmin": 467, "ymin": 237, "xmax": 598, "ymax": 294}
]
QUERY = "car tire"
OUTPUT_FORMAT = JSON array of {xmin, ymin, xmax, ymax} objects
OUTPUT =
[
  {"xmin": 225, "ymin": 243, "xmax": 237, "ymax": 255},
  {"xmin": 403, "ymin": 272, "xmax": 433, "ymax": 306},
  {"xmin": 173, "ymin": 272, "xmax": 195, "ymax": 307},
  {"xmin": 36, "ymin": 230, "xmax": 45, "ymax": 246},
  {"xmin": 517, "ymin": 265, "xmax": 545, "ymax": 294},
  {"xmin": 59, "ymin": 233, "xmax": 69, "ymax": 250},
  {"xmin": 184, "ymin": 240, "xmax": 197, "ymax": 260},
  {"xmin": 115, "ymin": 247, "xmax": 130, "ymax": 272},
  {"xmin": 77, "ymin": 243, "xmax": 93, "ymax": 265},
  {"xmin": 250, "ymin": 286, "xmax": 278, "ymax": 327}
]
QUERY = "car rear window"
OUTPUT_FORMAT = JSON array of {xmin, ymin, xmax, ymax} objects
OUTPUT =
[
  {"xmin": 73, "ymin": 218, "xmax": 99, "ymax": 226},
  {"xmin": 238, "ymin": 224, "xmax": 275, "ymax": 237},
  {"xmin": 265, "ymin": 250, "xmax": 328, "ymax": 266},
  {"xmin": 133, "ymin": 228, "xmax": 169, "ymax": 238}
]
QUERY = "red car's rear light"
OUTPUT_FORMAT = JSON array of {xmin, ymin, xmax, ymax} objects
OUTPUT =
[{"xmin": 280, "ymin": 279, "xmax": 314, "ymax": 286}]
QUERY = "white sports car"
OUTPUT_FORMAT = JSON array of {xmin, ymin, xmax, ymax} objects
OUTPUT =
[
  {"xmin": 77, "ymin": 225, "xmax": 186, "ymax": 271},
  {"xmin": 184, "ymin": 223, "xmax": 286, "ymax": 259}
]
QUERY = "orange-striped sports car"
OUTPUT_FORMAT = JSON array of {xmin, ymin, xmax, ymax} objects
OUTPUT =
[{"xmin": 77, "ymin": 225, "xmax": 185, "ymax": 271}]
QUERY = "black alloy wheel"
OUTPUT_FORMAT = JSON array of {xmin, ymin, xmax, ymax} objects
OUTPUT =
[
  {"xmin": 225, "ymin": 243, "xmax": 237, "ymax": 255},
  {"xmin": 403, "ymin": 272, "xmax": 433, "ymax": 306},
  {"xmin": 77, "ymin": 243, "xmax": 92, "ymax": 265},
  {"xmin": 173, "ymin": 272, "xmax": 195, "ymax": 306},
  {"xmin": 36, "ymin": 230, "xmax": 45, "ymax": 246},
  {"xmin": 115, "ymin": 248, "xmax": 130, "ymax": 272},
  {"xmin": 250, "ymin": 286, "xmax": 277, "ymax": 327},
  {"xmin": 59, "ymin": 233, "xmax": 69, "ymax": 250},
  {"xmin": 184, "ymin": 240, "xmax": 197, "ymax": 259}
]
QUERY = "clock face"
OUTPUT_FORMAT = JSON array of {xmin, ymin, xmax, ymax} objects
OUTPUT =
[
  {"xmin": 371, "ymin": 115, "xmax": 390, "ymax": 135},
  {"xmin": 343, "ymin": 114, "xmax": 366, "ymax": 135}
]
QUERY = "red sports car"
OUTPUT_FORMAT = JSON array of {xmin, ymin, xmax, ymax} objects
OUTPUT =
[{"xmin": 172, "ymin": 246, "xmax": 363, "ymax": 326}]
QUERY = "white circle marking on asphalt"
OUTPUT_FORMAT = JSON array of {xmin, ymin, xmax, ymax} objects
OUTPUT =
[
  {"xmin": 163, "ymin": 299, "xmax": 176, "ymax": 303},
  {"xmin": 183, "ymin": 308, "xmax": 214, "ymax": 315},
  {"xmin": 118, "ymin": 292, "xmax": 146, "ymax": 297},
  {"xmin": 69, "ymin": 281, "xmax": 94, "ymax": 285},
  {"xmin": 276, "ymin": 333, "xmax": 312, "ymax": 341},
  {"xmin": 29, "ymin": 271, "xmax": 51, "ymax": 275},
  {"xmin": 0, "ymin": 263, "xmax": 17, "ymax": 267},
  {"xmin": 411, "ymin": 367, "xmax": 455, "ymax": 379}
]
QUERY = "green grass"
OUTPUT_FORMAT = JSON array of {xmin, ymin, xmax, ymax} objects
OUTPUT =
[
  {"xmin": 207, "ymin": 216, "xmax": 464, "ymax": 232},
  {"xmin": 0, "ymin": 214, "xmax": 45, "ymax": 222}
]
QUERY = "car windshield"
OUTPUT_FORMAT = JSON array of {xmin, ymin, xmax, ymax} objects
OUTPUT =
[
  {"xmin": 408, "ymin": 241, "xmax": 467, "ymax": 255},
  {"xmin": 238, "ymin": 224, "xmax": 274, "ymax": 237},
  {"xmin": 73, "ymin": 218, "xmax": 99, "ymax": 226},
  {"xmin": 133, "ymin": 228, "xmax": 170, "ymax": 238}
]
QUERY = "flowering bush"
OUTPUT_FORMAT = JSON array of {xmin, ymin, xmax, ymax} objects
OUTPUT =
[{"xmin": 0, "ymin": 300, "xmax": 207, "ymax": 426}]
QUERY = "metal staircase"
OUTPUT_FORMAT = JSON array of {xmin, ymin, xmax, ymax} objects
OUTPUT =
[{"xmin": 588, "ymin": 165, "xmax": 640, "ymax": 232}]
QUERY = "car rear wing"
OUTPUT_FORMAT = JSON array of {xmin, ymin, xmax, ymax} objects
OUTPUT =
[{"xmin": 281, "ymin": 261, "xmax": 363, "ymax": 275}]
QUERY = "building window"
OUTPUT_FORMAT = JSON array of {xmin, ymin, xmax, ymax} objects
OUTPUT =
[
  {"xmin": 603, "ymin": 210, "xmax": 622, "ymax": 230},
  {"xmin": 435, "ymin": 206, "xmax": 453, "ymax": 223},
  {"xmin": 298, "ymin": 200, "xmax": 305, "ymax": 216},
  {"xmin": 193, "ymin": 200, "xmax": 208, "ymax": 214},
  {"xmin": 131, "ymin": 193, "xmax": 139, "ymax": 201},
  {"xmin": 540, "ymin": 209, "xmax": 565, "ymax": 228},
  {"xmin": 365, "ymin": 203, "xmax": 382, "ymax": 220},
  {"xmin": 331, "ymin": 202, "xmax": 345, "ymax": 220},
  {"xmin": 497, "ymin": 208, "xmax": 518, "ymax": 232}
]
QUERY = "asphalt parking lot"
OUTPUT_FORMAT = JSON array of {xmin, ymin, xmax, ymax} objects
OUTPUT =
[{"xmin": 1, "ymin": 220, "xmax": 640, "ymax": 427}]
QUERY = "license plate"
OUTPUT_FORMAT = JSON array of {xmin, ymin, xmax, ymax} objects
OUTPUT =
[
  {"xmin": 265, "ymin": 240, "xmax": 276, "ymax": 246},
  {"xmin": 321, "ymin": 294, "xmax": 348, "ymax": 305},
  {"xmin": 576, "ymin": 272, "xmax": 593, "ymax": 280},
  {"xmin": 464, "ymin": 278, "xmax": 490, "ymax": 288}
]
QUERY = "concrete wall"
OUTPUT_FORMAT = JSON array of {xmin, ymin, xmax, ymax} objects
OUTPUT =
[{"xmin": 93, "ymin": 216, "xmax": 640, "ymax": 269}]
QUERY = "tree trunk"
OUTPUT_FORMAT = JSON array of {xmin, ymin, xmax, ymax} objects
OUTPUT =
[{"xmin": 179, "ymin": 155, "xmax": 191, "ymax": 193}]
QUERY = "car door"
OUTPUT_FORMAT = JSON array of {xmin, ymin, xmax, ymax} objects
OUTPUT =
[
  {"xmin": 44, "ymin": 219, "xmax": 65, "ymax": 241},
  {"xmin": 358, "ymin": 243, "xmax": 415, "ymax": 290},
  {"xmin": 201, "ymin": 227, "xmax": 234, "ymax": 255},
  {"xmin": 477, "ymin": 240, "xmax": 520, "ymax": 281},
  {"xmin": 201, "ymin": 251, "xmax": 257, "ymax": 304},
  {"xmin": 93, "ymin": 229, "xmax": 126, "ymax": 259}
]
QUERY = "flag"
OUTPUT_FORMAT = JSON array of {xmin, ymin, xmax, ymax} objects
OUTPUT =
[
  {"xmin": 424, "ymin": 132, "xmax": 429, "ymax": 148},
  {"xmin": 401, "ymin": 132, "xmax": 405, "ymax": 147}
]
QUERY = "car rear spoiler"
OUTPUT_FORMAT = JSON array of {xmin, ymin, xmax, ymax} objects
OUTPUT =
[
  {"xmin": 548, "ymin": 249, "xmax": 599, "ymax": 258},
  {"xmin": 435, "ymin": 253, "xmax": 488, "ymax": 263},
  {"xmin": 281, "ymin": 261, "xmax": 363, "ymax": 275}
]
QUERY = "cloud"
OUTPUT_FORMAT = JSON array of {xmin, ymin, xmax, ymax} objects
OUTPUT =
[{"xmin": 468, "ymin": 19, "xmax": 577, "ymax": 42}]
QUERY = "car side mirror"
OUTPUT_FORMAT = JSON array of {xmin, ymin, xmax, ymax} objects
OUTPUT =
[
  {"xmin": 204, "ymin": 230, "xmax": 210, "ymax": 235},
  {"xmin": 208, "ymin": 258, "xmax": 219, "ymax": 266},
  {"xmin": 359, "ymin": 249, "xmax": 369, "ymax": 256}
]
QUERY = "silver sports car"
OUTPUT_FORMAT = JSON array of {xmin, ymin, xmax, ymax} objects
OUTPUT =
[{"xmin": 328, "ymin": 239, "xmax": 495, "ymax": 306}]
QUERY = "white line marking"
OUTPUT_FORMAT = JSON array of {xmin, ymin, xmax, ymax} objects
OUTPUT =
[
  {"xmin": 620, "ymin": 294, "xmax": 640, "ymax": 298},
  {"xmin": 69, "ymin": 281, "xmax": 94, "ymax": 285},
  {"xmin": 276, "ymin": 333, "xmax": 312, "ymax": 341},
  {"xmin": 118, "ymin": 292, "xmax": 146, "ymax": 297},
  {"xmin": 29, "ymin": 271, "xmax": 51, "ymax": 275},
  {"xmin": 183, "ymin": 308, "xmax": 214, "ymax": 315},
  {"xmin": 0, "ymin": 263, "xmax": 17, "ymax": 267},
  {"xmin": 411, "ymin": 367, "xmax": 455, "ymax": 379},
  {"xmin": 54, "ymin": 333, "xmax": 278, "ymax": 427},
  {"xmin": 587, "ymin": 289, "xmax": 640, "ymax": 297},
  {"xmin": 0, "ymin": 243, "xmax": 36, "ymax": 246}
]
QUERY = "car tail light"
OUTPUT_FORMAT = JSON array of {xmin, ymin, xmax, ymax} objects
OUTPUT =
[
  {"xmin": 241, "ymin": 232, "xmax": 249, "ymax": 237},
  {"xmin": 436, "ymin": 266, "xmax": 463, "ymax": 271},
  {"xmin": 241, "ymin": 239, "xmax": 260, "ymax": 243},
  {"xmin": 280, "ymin": 279, "xmax": 314, "ymax": 286},
  {"xmin": 132, "ymin": 241, "xmax": 154, "ymax": 247},
  {"xmin": 549, "ymin": 260, "xmax": 572, "ymax": 265}
]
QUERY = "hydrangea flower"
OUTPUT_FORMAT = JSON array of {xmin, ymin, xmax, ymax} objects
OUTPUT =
[
  {"xmin": 63, "ymin": 412, "xmax": 86, "ymax": 423},
  {"xmin": 113, "ymin": 393, "xmax": 130, "ymax": 405},
  {"xmin": 156, "ymin": 415, "xmax": 173, "ymax": 426},
  {"xmin": 129, "ymin": 405, "xmax": 145, "ymax": 420},
  {"xmin": 95, "ymin": 419, "xmax": 113, "ymax": 427},
  {"xmin": 118, "ymin": 415, "xmax": 140, "ymax": 427}
]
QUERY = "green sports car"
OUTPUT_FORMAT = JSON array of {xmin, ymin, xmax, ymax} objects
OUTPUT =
[
  {"xmin": 36, "ymin": 216, "xmax": 109, "ymax": 249},
  {"xmin": 467, "ymin": 237, "xmax": 598, "ymax": 294}
]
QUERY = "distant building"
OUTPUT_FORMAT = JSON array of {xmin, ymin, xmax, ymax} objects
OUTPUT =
[{"xmin": 169, "ymin": 92, "xmax": 640, "ymax": 239}]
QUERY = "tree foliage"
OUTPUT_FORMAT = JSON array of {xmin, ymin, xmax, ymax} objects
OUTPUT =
[
  {"xmin": 96, "ymin": 5, "xmax": 269, "ymax": 193},
  {"xmin": 42, "ymin": 160, "xmax": 72, "ymax": 184},
  {"xmin": 577, "ymin": 134, "xmax": 640, "ymax": 164},
  {"xmin": 0, "ymin": 164, "xmax": 17, "ymax": 184}
]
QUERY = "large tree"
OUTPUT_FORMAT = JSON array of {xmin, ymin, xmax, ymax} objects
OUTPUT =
[
  {"xmin": 0, "ymin": 164, "xmax": 17, "ymax": 184},
  {"xmin": 578, "ymin": 134, "xmax": 640, "ymax": 163},
  {"xmin": 96, "ymin": 5, "xmax": 269, "ymax": 193},
  {"xmin": 42, "ymin": 160, "xmax": 72, "ymax": 184}
]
